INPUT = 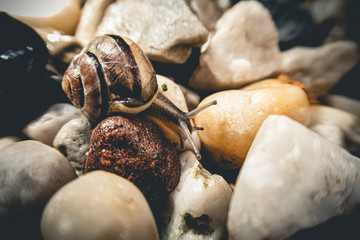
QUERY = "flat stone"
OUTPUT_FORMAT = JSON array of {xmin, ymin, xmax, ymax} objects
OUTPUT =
[
  {"xmin": 278, "ymin": 40, "xmax": 359, "ymax": 96},
  {"xmin": 76, "ymin": 0, "xmax": 208, "ymax": 63},
  {"xmin": 189, "ymin": 1, "xmax": 281, "ymax": 90}
]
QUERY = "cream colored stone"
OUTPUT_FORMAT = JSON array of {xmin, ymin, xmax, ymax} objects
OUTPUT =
[
  {"xmin": 278, "ymin": 41, "xmax": 359, "ymax": 96},
  {"xmin": 228, "ymin": 115, "xmax": 360, "ymax": 240},
  {"xmin": 75, "ymin": 0, "xmax": 115, "ymax": 46},
  {"xmin": 76, "ymin": 0, "xmax": 208, "ymax": 63},
  {"xmin": 194, "ymin": 79, "xmax": 311, "ymax": 169},
  {"xmin": 309, "ymin": 105, "xmax": 360, "ymax": 147},
  {"xmin": 189, "ymin": 1, "xmax": 281, "ymax": 90},
  {"xmin": 41, "ymin": 171, "xmax": 159, "ymax": 240},
  {"xmin": 325, "ymin": 94, "xmax": 360, "ymax": 118},
  {"xmin": 0, "ymin": 136, "xmax": 21, "ymax": 150},
  {"xmin": 161, "ymin": 151, "xmax": 232, "ymax": 240},
  {"xmin": 4, "ymin": 0, "xmax": 81, "ymax": 35}
]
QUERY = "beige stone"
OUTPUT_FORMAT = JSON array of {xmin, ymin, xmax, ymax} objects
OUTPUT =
[
  {"xmin": 4, "ymin": 0, "xmax": 81, "ymax": 35},
  {"xmin": 189, "ymin": 1, "xmax": 281, "ymax": 90},
  {"xmin": 278, "ymin": 41, "xmax": 359, "ymax": 96},
  {"xmin": 76, "ymin": 0, "xmax": 208, "ymax": 63},
  {"xmin": 41, "ymin": 171, "xmax": 159, "ymax": 240}
]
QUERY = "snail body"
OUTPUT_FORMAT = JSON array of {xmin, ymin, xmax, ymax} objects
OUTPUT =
[{"xmin": 62, "ymin": 34, "xmax": 216, "ymax": 159}]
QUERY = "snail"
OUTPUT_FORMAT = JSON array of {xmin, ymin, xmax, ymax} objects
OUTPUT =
[{"xmin": 62, "ymin": 34, "xmax": 216, "ymax": 159}]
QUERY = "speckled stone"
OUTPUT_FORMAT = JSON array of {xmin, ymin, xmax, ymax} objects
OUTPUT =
[
  {"xmin": 0, "ymin": 140, "xmax": 76, "ymax": 238},
  {"xmin": 22, "ymin": 103, "xmax": 86, "ymax": 146},
  {"xmin": 85, "ymin": 116, "xmax": 181, "ymax": 205},
  {"xmin": 53, "ymin": 117, "xmax": 92, "ymax": 176}
]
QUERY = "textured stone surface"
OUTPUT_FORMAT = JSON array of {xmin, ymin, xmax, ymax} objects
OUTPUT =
[
  {"xmin": 53, "ymin": 117, "xmax": 92, "ymax": 176},
  {"xmin": 23, "ymin": 103, "xmax": 86, "ymax": 146},
  {"xmin": 190, "ymin": 1, "xmax": 281, "ymax": 90},
  {"xmin": 41, "ymin": 171, "xmax": 159, "ymax": 240},
  {"xmin": 194, "ymin": 79, "xmax": 311, "ymax": 169},
  {"xmin": 161, "ymin": 151, "xmax": 232, "ymax": 240},
  {"xmin": 228, "ymin": 115, "xmax": 360, "ymax": 240},
  {"xmin": 85, "ymin": 115, "xmax": 180, "ymax": 204},
  {"xmin": 76, "ymin": 0, "xmax": 208, "ymax": 63},
  {"xmin": 278, "ymin": 41, "xmax": 359, "ymax": 96},
  {"xmin": 0, "ymin": 140, "xmax": 76, "ymax": 238}
]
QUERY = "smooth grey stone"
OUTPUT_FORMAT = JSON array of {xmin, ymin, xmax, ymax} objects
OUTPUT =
[
  {"xmin": 53, "ymin": 118, "xmax": 92, "ymax": 176},
  {"xmin": 0, "ymin": 140, "xmax": 76, "ymax": 238},
  {"xmin": 0, "ymin": 140, "xmax": 76, "ymax": 217}
]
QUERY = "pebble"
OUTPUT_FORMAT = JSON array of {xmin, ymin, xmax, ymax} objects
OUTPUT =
[
  {"xmin": 22, "ymin": 103, "xmax": 86, "ymax": 146},
  {"xmin": 227, "ymin": 115, "xmax": 360, "ymax": 240},
  {"xmin": 309, "ymin": 105, "xmax": 360, "ymax": 148},
  {"xmin": 76, "ymin": 0, "xmax": 208, "ymax": 63},
  {"xmin": 0, "ymin": 136, "xmax": 21, "ymax": 150},
  {"xmin": 278, "ymin": 40, "xmax": 359, "ymax": 96},
  {"xmin": 0, "ymin": 140, "xmax": 76, "ymax": 238},
  {"xmin": 41, "ymin": 170, "xmax": 159, "ymax": 240},
  {"xmin": 2, "ymin": 0, "xmax": 81, "ymax": 35},
  {"xmin": 53, "ymin": 117, "xmax": 92, "ymax": 176},
  {"xmin": 189, "ymin": 1, "xmax": 281, "ymax": 90},
  {"xmin": 194, "ymin": 79, "xmax": 311, "ymax": 169},
  {"xmin": 325, "ymin": 94, "xmax": 360, "ymax": 118},
  {"xmin": 84, "ymin": 115, "xmax": 181, "ymax": 205},
  {"xmin": 161, "ymin": 151, "xmax": 232, "ymax": 240}
]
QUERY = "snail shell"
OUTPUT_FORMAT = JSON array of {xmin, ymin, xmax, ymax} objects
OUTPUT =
[
  {"xmin": 62, "ymin": 34, "xmax": 158, "ymax": 122},
  {"xmin": 62, "ymin": 34, "xmax": 216, "ymax": 159}
]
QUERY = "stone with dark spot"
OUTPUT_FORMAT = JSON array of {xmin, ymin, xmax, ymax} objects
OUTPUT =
[{"xmin": 84, "ymin": 115, "xmax": 181, "ymax": 204}]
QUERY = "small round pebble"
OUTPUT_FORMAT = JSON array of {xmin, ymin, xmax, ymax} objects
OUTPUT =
[
  {"xmin": 41, "ymin": 170, "xmax": 159, "ymax": 240},
  {"xmin": 85, "ymin": 115, "xmax": 181, "ymax": 204},
  {"xmin": 0, "ymin": 140, "xmax": 76, "ymax": 238},
  {"xmin": 53, "ymin": 117, "xmax": 92, "ymax": 176},
  {"xmin": 22, "ymin": 103, "xmax": 85, "ymax": 146}
]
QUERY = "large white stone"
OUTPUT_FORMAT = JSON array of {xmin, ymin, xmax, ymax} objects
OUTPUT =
[
  {"xmin": 189, "ymin": 1, "xmax": 281, "ymax": 90},
  {"xmin": 228, "ymin": 115, "xmax": 360, "ymax": 240}
]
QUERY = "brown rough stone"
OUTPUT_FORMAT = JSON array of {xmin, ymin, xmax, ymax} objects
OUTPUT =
[{"xmin": 85, "ymin": 115, "xmax": 181, "ymax": 203}]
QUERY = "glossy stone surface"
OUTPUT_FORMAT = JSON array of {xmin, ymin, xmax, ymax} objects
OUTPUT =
[{"xmin": 41, "ymin": 171, "xmax": 159, "ymax": 240}]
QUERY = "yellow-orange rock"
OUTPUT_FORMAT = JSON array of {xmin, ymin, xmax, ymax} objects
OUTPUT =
[{"xmin": 194, "ymin": 79, "xmax": 311, "ymax": 169}]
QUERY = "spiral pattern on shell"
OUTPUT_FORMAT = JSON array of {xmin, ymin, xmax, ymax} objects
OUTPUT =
[{"xmin": 62, "ymin": 34, "xmax": 158, "ymax": 122}]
